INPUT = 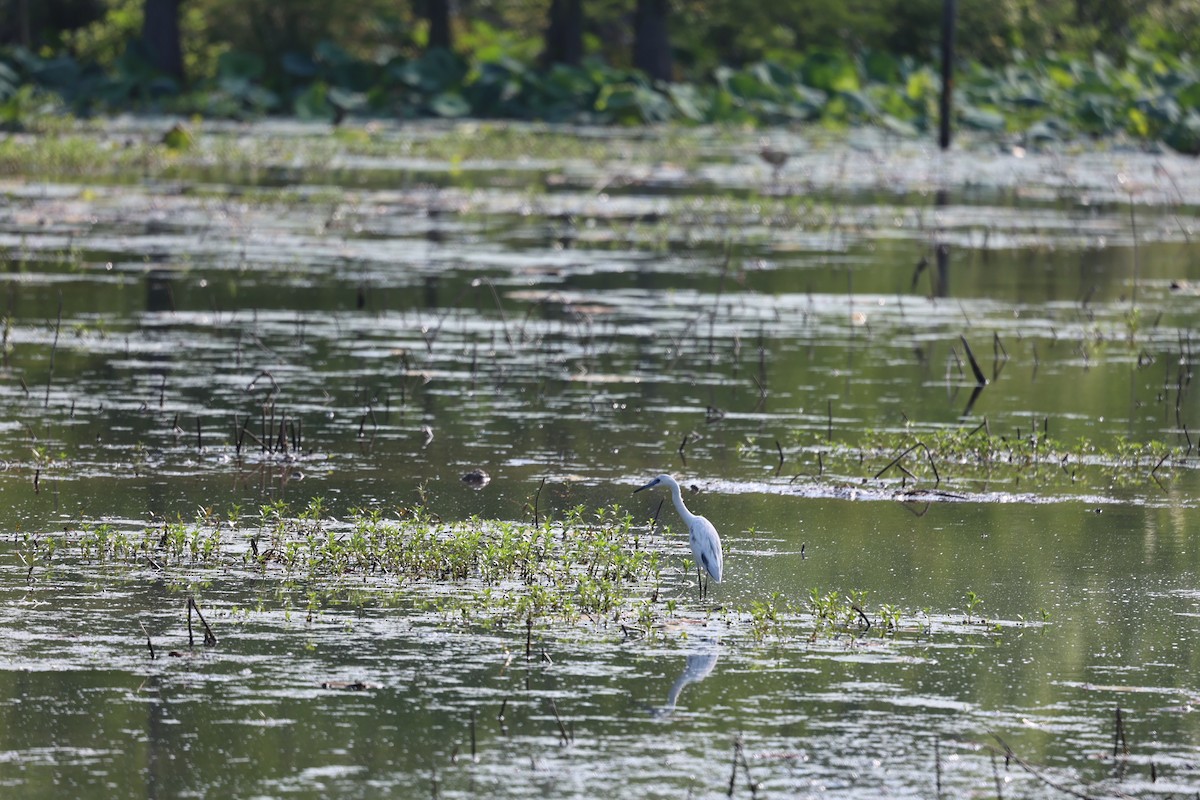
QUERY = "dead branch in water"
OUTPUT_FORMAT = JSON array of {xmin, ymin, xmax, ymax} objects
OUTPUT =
[{"xmin": 188, "ymin": 596, "xmax": 218, "ymax": 647}]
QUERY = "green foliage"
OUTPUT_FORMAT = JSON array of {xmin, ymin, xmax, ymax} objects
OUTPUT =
[
  {"xmin": 0, "ymin": 0, "xmax": 1196, "ymax": 149},
  {"xmin": 0, "ymin": 0, "xmax": 1191, "ymax": 153},
  {"xmin": 965, "ymin": 591, "xmax": 984, "ymax": 623},
  {"xmin": 42, "ymin": 502, "xmax": 665, "ymax": 626},
  {"xmin": 14, "ymin": 500, "xmax": 1039, "ymax": 649},
  {"xmin": 826, "ymin": 423, "xmax": 1185, "ymax": 491}
]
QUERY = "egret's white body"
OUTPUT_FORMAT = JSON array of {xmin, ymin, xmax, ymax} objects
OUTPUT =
[{"xmin": 635, "ymin": 473, "xmax": 723, "ymax": 599}]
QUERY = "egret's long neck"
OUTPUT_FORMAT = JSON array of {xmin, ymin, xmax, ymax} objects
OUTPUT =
[{"xmin": 669, "ymin": 482, "xmax": 693, "ymax": 524}]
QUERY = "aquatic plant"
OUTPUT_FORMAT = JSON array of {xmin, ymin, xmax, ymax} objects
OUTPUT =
[
  {"xmin": 811, "ymin": 422, "xmax": 1187, "ymax": 493},
  {"xmin": 965, "ymin": 590, "xmax": 983, "ymax": 624},
  {"xmin": 10, "ymin": 500, "xmax": 993, "ymax": 649},
  {"xmin": 22, "ymin": 503, "xmax": 668, "ymax": 630}
]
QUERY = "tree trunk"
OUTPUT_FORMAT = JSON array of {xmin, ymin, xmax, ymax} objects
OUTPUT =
[
  {"xmin": 141, "ymin": 0, "xmax": 184, "ymax": 82},
  {"xmin": 426, "ymin": 0, "xmax": 453, "ymax": 50},
  {"xmin": 1, "ymin": 0, "xmax": 104, "ymax": 48},
  {"xmin": 542, "ymin": 0, "xmax": 584, "ymax": 68},
  {"xmin": 633, "ymin": 0, "xmax": 671, "ymax": 82}
]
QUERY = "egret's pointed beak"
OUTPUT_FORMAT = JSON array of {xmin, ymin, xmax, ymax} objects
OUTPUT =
[{"xmin": 634, "ymin": 478, "xmax": 659, "ymax": 494}]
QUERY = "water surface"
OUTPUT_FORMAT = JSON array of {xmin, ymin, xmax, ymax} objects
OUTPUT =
[{"xmin": 1, "ymin": 121, "xmax": 1199, "ymax": 798}]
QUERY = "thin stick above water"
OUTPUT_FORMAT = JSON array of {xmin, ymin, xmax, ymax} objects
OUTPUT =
[{"xmin": 44, "ymin": 293, "xmax": 62, "ymax": 408}]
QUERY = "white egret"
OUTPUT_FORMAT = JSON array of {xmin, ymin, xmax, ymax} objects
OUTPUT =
[{"xmin": 635, "ymin": 474, "xmax": 723, "ymax": 600}]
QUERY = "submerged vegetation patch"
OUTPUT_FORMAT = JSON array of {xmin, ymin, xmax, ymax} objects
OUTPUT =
[
  {"xmin": 812, "ymin": 422, "xmax": 1193, "ymax": 498},
  {"xmin": 9, "ymin": 500, "xmax": 1023, "ymax": 647},
  {"xmin": 19, "ymin": 500, "xmax": 661, "ymax": 626}
]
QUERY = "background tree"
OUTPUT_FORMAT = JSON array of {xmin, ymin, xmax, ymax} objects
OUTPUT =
[
  {"xmin": 632, "ymin": 0, "xmax": 670, "ymax": 81},
  {"xmin": 542, "ymin": 0, "xmax": 583, "ymax": 67},
  {"xmin": 423, "ymin": 0, "xmax": 453, "ymax": 50},
  {"xmin": 0, "ymin": 0, "xmax": 104, "ymax": 48},
  {"xmin": 140, "ymin": 0, "xmax": 184, "ymax": 81},
  {"xmin": 19, "ymin": 0, "xmax": 1200, "ymax": 93}
]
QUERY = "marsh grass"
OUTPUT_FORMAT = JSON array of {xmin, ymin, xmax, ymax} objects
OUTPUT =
[
  {"xmin": 810, "ymin": 425, "xmax": 1187, "ymax": 491},
  {"xmin": 18, "ymin": 500, "xmax": 667, "ymax": 627},
  {"xmin": 11, "ymin": 500, "xmax": 1034, "ymax": 647}
]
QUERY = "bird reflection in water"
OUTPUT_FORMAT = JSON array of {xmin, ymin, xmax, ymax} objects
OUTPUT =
[{"xmin": 652, "ymin": 637, "xmax": 719, "ymax": 717}]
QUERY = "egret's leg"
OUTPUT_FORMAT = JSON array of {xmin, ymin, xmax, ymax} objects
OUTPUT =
[{"xmin": 696, "ymin": 565, "xmax": 704, "ymax": 601}]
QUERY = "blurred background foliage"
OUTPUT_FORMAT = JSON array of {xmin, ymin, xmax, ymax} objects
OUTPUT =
[
  {"xmin": 13, "ymin": 0, "xmax": 1199, "ymax": 77},
  {"xmin": 0, "ymin": 0, "xmax": 1198, "ymax": 149}
]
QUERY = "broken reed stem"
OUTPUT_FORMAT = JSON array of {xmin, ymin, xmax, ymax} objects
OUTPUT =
[
  {"xmin": 44, "ymin": 293, "xmax": 63, "ymax": 408},
  {"xmin": 960, "ymin": 334, "xmax": 987, "ymax": 386},
  {"xmin": 469, "ymin": 709, "xmax": 477, "ymax": 761},
  {"xmin": 188, "ymin": 596, "xmax": 218, "ymax": 646},
  {"xmin": 533, "ymin": 477, "xmax": 545, "ymax": 525},
  {"xmin": 852, "ymin": 604, "xmax": 872, "ymax": 630},
  {"xmin": 548, "ymin": 698, "xmax": 571, "ymax": 745},
  {"xmin": 1129, "ymin": 196, "xmax": 1139, "ymax": 311},
  {"xmin": 2, "ymin": 282, "xmax": 13, "ymax": 370},
  {"xmin": 726, "ymin": 736, "xmax": 758, "ymax": 798},
  {"xmin": 934, "ymin": 739, "xmax": 943, "ymax": 799},
  {"xmin": 1149, "ymin": 452, "xmax": 1169, "ymax": 478},
  {"xmin": 481, "ymin": 277, "xmax": 513, "ymax": 348},
  {"xmin": 140, "ymin": 621, "xmax": 156, "ymax": 660},
  {"xmin": 234, "ymin": 414, "xmax": 248, "ymax": 456},
  {"xmin": 875, "ymin": 441, "xmax": 941, "ymax": 487},
  {"xmin": 1113, "ymin": 705, "xmax": 1129, "ymax": 757},
  {"xmin": 988, "ymin": 734, "xmax": 1099, "ymax": 800},
  {"xmin": 650, "ymin": 498, "xmax": 664, "ymax": 529},
  {"xmin": 965, "ymin": 417, "xmax": 991, "ymax": 438},
  {"xmin": 727, "ymin": 737, "xmax": 740, "ymax": 797}
]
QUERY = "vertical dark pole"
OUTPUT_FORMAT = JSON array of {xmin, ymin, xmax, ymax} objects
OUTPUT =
[
  {"xmin": 427, "ymin": 0, "xmax": 453, "ymax": 50},
  {"xmin": 543, "ymin": 0, "xmax": 584, "ymax": 68},
  {"xmin": 141, "ymin": 0, "xmax": 185, "ymax": 82},
  {"xmin": 934, "ymin": 228, "xmax": 950, "ymax": 297},
  {"xmin": 633, "ymin": 0, "xmax": 673, "ymax": 82},
  {"xmin": 19, "ymin": 0, "xmax": 32, "ymax": 47},
  {"xmin": 939, "ymin": 0, "xmax": 957, "ymax": 150}
]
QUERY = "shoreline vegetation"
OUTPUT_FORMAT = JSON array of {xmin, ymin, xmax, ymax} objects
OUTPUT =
[{"xmin": 2, "ymin": 2, "xmax": 1199, "ymax": 153}]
